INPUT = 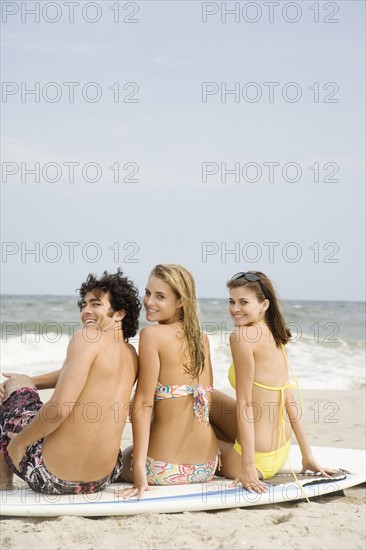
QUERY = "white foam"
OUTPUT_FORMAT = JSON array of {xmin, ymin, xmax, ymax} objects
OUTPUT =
[
  {"xmin": 209, "ymin": 333, "xmax": 365, "ymax": 391},
  {"xmin": 1, "ymin": 332, "xmax": 364, "ymax": 391},
  {"xmin": 1, "ymin": 334, "xmax": 69, "ymax": 376}
]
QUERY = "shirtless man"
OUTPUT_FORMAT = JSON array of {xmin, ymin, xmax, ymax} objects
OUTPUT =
[{"xmin": 0, "ymin": 269, "xmax": 140, "ymax": 494}]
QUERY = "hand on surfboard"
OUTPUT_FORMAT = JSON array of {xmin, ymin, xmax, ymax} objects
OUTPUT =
[
  {"xmin": 117, "ymin": 470, "xmax": 150, "ymax": 500},
  {"xmin": 6, "ymin": 432, "xmax": 27, "ymax": 471},
  {"xmin": 301, "ymin": 454, "xmax": 339, "ymax": 477},
  {"xmin": 230, "ymin": 463, "xmax": 267, "ymax": 493},
  {"xmin": 118, "ymin": 482, "xmax": 150, "ymax": 501}
]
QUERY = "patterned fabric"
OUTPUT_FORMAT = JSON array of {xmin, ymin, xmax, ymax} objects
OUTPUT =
[
  {"xmin": 146, "ymin": 455, "xmax": 219, "ymax": 485},
  {"xmin": 154, "ymin": 382, "xmax": 213, "ymax": 426},
  {"xmin": 0, "ymin": 388, "xmax": 123, "ymax": 495}
]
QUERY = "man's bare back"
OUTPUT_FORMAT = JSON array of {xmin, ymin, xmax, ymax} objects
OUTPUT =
[
  {"xmin": 42, "ymin": 325, "xmax": 137, "ymax": 481},
  {"xmin": 0, "ymin": 270, "xmax": 141, "ymax": 494}
]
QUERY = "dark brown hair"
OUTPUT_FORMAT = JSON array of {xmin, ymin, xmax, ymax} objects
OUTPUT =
[
  {"xmin": 78, "ymin": 269, "xmax": 141, "ymax": 341},
  {"xmin": 227, "ymin": 271, "xmax": 291, "ymax": 346}
]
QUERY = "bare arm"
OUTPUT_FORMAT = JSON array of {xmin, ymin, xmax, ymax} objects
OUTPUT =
[
  {"xmin": 32, "ymin": 369, "xmax": 62, "ymax": 390},
  {"xmin": 286, "ymin": 389, "xmax": 338, "ymax": 476},
  {"xmin": 203, "ymin": 333, "xmax": 214, "ymax": 382},
  {"xmin": 230, "ymin": 331, "xmax": 267, "ymax": 492},
  {"xmin": 128, "ymin": 327, "xmax": 160, "ymax": 499},
  {"xmin": 286, "ymin": 389, "xmax": 312, "ymax": 457},
  {"xmin": 0, "ymin": 369, "xmax": 62, "ymax": 406},
  {"xmin": 7, "ymin": 330, "xmax": 98, "ymax": 469}
]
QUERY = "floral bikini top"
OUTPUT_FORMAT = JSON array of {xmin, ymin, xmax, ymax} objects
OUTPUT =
[{"xmin": 154, "ymin": 382, "xmax": 213, "ymax": 426}]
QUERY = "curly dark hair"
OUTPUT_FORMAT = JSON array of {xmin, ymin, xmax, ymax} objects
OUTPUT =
[{"xmin": 77, "ymin": 269, "xmax": 141, "ymax": 341}]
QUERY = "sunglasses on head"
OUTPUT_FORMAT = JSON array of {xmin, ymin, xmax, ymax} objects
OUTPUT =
[{"xmin": 231, "ymin": 272, "xmax": 268, "ymax": 298}]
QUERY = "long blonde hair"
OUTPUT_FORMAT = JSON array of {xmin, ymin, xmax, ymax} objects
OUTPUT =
[{"xmin": 150, "ymin": 264, "xmax": 205, "ymax": 378}]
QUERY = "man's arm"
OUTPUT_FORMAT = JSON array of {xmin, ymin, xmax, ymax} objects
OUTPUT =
[
  {"xmin": 32, "ymin": 370, "xmax": 62, "ymax": 390},
  {"xmin": 7, "ymin": 329, "xmax": 99, "ymax": 469},
  {"xmin": 0, "ymin": 370, "xmax": 62, "ymax": 405}
]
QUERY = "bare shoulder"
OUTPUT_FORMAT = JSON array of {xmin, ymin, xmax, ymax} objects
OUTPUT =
[
  {"xmin": 140, "ymin": 324, "xmax": 165, "ymax": 342},
  {"xmin": 69, "ymin": 328, "xmax": 85, "ymax": 342},
  {"xmin": 127, "ymin": 342, "xmax": 139, "ymax": 379},
  {"xmin": 229, "ymin": 327, "xmax": 241, "ymax": 345},
  {"xmin": 201, "ymin": 331, "xmax": 211, "ymax": 352},
  {"xmin": 127, "ymin": 342, "xmax": 138, "ymax": 359},
  {"xmin": 68, "ymin": 328, "xmax": 101, "ymax": 348},
  {"xmin": 229, "ymin": 327, "xmax": 255, "ymax": 351},
  {"xmin": 127, "ymin": 342, "xmax": 139, "ymax": 367}
]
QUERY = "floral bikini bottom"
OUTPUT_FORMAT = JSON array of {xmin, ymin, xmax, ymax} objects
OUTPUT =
[{"xmin": 145, "ymin": 454, "xmax": 220, "ymax": 485}]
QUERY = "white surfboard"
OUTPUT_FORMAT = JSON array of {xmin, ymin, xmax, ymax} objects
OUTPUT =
[{"xmin": 0, "ymin": 446, "xmax": 364, "ymax": 517}]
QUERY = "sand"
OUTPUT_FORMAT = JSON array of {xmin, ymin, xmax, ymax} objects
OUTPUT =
[{"xmin": 1, "ymin": 389, "xmax": 365, "ymax": 550}]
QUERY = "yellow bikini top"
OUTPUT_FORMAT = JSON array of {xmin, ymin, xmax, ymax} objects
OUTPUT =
[
  {"xmin": 228, "ymin": 344, "xmax": 299, "ymax": 393},
  {"xmin": 228, "ymin": 344, "xmax": 304, "ymax": 459}
]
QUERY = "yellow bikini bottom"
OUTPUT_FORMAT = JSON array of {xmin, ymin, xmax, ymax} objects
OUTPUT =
[{"xmin": 233, "ymin": 438, "xmax": 291, "ymax": 479}]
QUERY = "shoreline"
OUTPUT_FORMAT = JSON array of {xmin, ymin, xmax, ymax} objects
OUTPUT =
[{"xmin": 1, "ymin": 389, "xmax": 365, "ymax": 549}]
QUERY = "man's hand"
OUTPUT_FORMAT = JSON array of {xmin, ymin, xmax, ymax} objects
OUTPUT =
[
  {"xmin": 0, "ymin": 373, "xmax": 14, "ymax": 405},
  {"xmin": 6, "ymin": 432, "xmax": 27, "ymax": 471}
]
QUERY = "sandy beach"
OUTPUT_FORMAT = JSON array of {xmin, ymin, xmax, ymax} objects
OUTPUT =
[{"xmin": 1, "ymin": 389, "xmax": 365, "ymax": 550}]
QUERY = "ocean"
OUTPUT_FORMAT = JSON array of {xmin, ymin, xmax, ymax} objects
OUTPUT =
[{"xmin": 1, "ymin": 296, "xmax": 365, "ymax": 392}]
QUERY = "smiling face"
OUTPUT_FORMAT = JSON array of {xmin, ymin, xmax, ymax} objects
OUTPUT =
[
  {"xmin": 80, "ymin": 291, "xmax": 124, "ymax": 331},
  {"xmin": 229, "ymin": 286, "xmax": 269, "ymax": 327},
  {"xmin": 143, "ymin": 276, "xmax": 182, "ymax": 324}
]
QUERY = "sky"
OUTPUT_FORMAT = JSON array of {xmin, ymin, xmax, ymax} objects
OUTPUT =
[{"xmin": 1, "ymin": 0, "xmax": 365, "ymax": 300}]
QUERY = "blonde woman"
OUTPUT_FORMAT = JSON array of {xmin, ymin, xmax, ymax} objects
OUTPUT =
[{"xmin": 121, "ymin": 264, "xmax": 219, "ymax": 499}]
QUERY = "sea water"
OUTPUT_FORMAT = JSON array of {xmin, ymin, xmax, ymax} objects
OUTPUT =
[{"xmin": 1, "ymin": 296, "xmax": 364, "ymax": 391}]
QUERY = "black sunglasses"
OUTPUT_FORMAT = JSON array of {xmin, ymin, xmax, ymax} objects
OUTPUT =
[{"xmin": 231, "ymin": 272, "xmax": 268, "ymax": 298}]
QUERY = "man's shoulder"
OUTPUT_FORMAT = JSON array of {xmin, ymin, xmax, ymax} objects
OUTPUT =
[
  {"xmin": 126, "ymin": 343, "xmax": 137, "ymax": 355},
  {"xmin": 69, "ymin": 328, "xmax": 103, "ymax": 347},
  {"xmin": 126, "ymin": 342, "xmax": 138, "ymax": 358}
]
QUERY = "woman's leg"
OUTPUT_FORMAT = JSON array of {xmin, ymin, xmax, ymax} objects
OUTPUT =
[
  {"xmin": 210, "ymin": 390, "xmax": 237, "ymax": 443},
  {"xmin": 216, "ymin": 440, "xmax": 242, "ymax": 479},
  {"xmin": 217, "ymin": 440, "xmax": 264, "ymax": 481}
]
